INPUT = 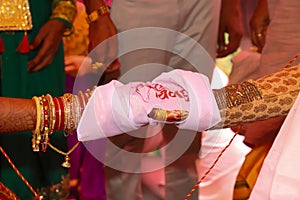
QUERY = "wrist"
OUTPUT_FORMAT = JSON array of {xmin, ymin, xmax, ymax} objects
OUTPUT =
[
  {"xmin": 86, "ymin": 5, "xmax": 110, "ymax": 24},
  {"xmin": 84, "ymin": 0, "xmax": 107, "ymax": 13},
  {"xmin": 50, "ymin": 0, "xmax": 76, "ymax": 36}
]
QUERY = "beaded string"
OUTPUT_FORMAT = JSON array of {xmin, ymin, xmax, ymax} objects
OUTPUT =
[
  {"xmin": 0, "ymin": 146, "xmax": 41, "ymax": 200},
  {"xmin": 31, "ymin": 89, "xmax": 94, "ymax": 168},
  {"xmin": 184, "ymin": 126, "xmax": 242, "ymax": 200},
  {"xmin": 284, "ymin": 51, "xmax": 300, "ymax": 68}
]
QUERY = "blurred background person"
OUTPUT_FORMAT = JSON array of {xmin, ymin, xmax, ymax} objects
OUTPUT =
[
  {"xmin": 0, "ymin": 0, "xmax": 76, "ymax": 198},
  {"xmin": 63, "ymin": 1, "xmax": 107, "ymax": 199}
]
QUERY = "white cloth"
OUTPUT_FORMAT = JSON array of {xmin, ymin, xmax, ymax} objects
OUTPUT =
[
  {"xmin": 198, "ymin": 129, "xmax": 251, "ymax": 200},
  {"xmin": 77, "ymin": 69, "xmax": 220, "ymax": 141},
  {"xmin": 248, "ymin": 1, "xmax": 300, "ymax": 198},
  {"xmin": 250, "ymin": 93, "xmax": 300, "ymax": 199},
  {"xmin": 198, "ymin": 67, "xmax": 251, "ymax": 200}
]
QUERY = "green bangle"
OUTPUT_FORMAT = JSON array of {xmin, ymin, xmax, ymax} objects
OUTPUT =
[
  {"xmin": 50, "ymin": 17, "xmax": 74, "ymax": 37},
  {"xmin": 52, "ymin": 0, "xmax": 75, "ymax": 9}
]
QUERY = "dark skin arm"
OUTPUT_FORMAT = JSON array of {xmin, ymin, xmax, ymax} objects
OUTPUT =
[
  {"xmin": 249, "ymin": 0, "xmax": 269, "ymax": 53},
  {"xmin": 217, "ymin": 0, "xmax": 244, "ymax": 58},
  {"xmin": 2, "ymin": 63, "xmax": 300, "ymax": 134},
  {"xmin": 0, "ymin": 97, "xmax": 36, "ymax": 133},
  {"xmin": 28, "ymin": 20, "xmax": 67, "ymax": 72},
  {"xmin": 83, "ymin": 0, "xmax": 120, "ymax": 73}
]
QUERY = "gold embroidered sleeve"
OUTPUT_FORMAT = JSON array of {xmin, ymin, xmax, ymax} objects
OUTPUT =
[{"xmin": 211, "ymin": 64, "xmax": 300, "ymax": 129}]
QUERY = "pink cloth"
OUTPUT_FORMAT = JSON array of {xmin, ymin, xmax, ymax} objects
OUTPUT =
[{"xmin": 77, "ymin": 69, "xmax": 220, "ymax": 141}]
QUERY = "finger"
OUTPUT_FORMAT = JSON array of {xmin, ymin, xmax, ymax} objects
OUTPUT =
[
  {"xmin": 227, "ymin": 34, "xmax": 241, "ymax": 53},
  {"xmin": 251, "ymin": 32, "xmax": 265, "ymax": 52},
  {"xmin": 28, "ymin": 49, "xmax": 54, "ymax": 72},
  {"xmin": 217, "ymin": 29, "xmax": 226, "ymax": 53},
  {"xmin": 218, "ymin": 34, "xmax": 242, "ymax": 58},
  {"xmin": 217, "ymin": 46, "xmax": 229, "ymax": 58},
  {"xmin": 29, "ymin": 32, "xmax": 44, "ymax": 50},
  {"xmin": 251, "ymin": 31, "xmax": 257, "ymax": 46},
  {"xmin": 256, "ymin": 33, "xmax": 265, "ymax": 52},
  {"xmin": 28, "ymin": 42, "xmax": 55, "ymax": 71},
  {"xmin": 65, "ymin": 65, "xmax": 75, "ymax": 73},
  {"xmin": 257, "ymin": 29, "xmax": 268, "ymax": 51},
  {"xmin": 105, "ymin": 59, "xmax": 120, "ymax": 73},
  {"xmin": 106, "ymin": 29, "xmax": 119, "ymax": 65},
  {"xmin": 64, "ymin": 58, "xmax": 73, "ymax": 66},
  {"xmin": 28, "ymin": 56, "xmax": 52, "ymax": 72},
  {"xmin": 90, "ymin": 39, "xmax": 107, "ymax": 67}
]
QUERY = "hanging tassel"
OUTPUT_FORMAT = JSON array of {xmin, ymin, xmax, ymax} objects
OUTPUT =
[
  {"xmin": 16, "ymin": 31, "xmax": 30, "ymax": 54},
  {"xmin": 0, "ymin": 35, "xmax": 5, "ymax": 53}
]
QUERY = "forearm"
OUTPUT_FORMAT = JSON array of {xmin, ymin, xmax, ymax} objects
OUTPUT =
[
  {"xmin": 212, "ymin": 65, "xmax": 300, "ymax": 129},
  {"xmin": 1, "ymin": 65, "xmax": 299, "ymax": 139},
  {"xmin": 0, "ymin": 97, "xmax": 36, "ymax": 133},
  {"xmin": 83, "ymin": 0, "xmax": 107, "ymax": 13}
]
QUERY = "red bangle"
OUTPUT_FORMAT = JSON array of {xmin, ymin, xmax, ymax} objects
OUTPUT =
[
  {"xmin": 53, "ymin": 98, "xmax": 60, "ymax": 131},
  {"xmin": 41, "ymin": 96, "xmax": 49, "ymax": 131},
  {"xmin": 57, "ymin": 97, "xmax": 65, "ymax": 131}
]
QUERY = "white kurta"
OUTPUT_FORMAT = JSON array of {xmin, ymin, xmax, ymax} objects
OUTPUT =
[{"xmin": 250, "ymin": 93, "xmax": 300, "ymax": 199}]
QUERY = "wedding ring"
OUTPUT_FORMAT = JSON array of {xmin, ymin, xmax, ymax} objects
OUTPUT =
[{"xmin": 92, "ymin": 62, "xmax": 104, "ymax": 69}]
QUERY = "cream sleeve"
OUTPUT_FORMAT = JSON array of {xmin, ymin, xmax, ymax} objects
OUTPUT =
[{"xmin": 212, "ymin": 64, "xmax": 300, "ymax": 129}]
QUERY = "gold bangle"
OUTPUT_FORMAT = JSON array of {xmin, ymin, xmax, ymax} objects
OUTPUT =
[
  {"xmin": 32, "ymin": 96, "xmax": 42, "ymax": 152},
  {"xmin": 40, "ymin": 95, "xmax": 50, "ymax": 152},
  {"xmin": 45, "ymin": 94, "xmax": 55, "ymax": 135},
  {"xmin": 73, "ymin": 94, "xmax": 81, "ymax": 129},
  {"xmin": 51, "ymin": 0, "xmax": 76, "ymax": 25},
  {"xmin": 86, "ymin": 5, "xmax": 110, "ymax": 24},
  {"xmin": 63, "ymin": 93, "xmax": 76, "ymax": 133},
  {"xmin": 50, "ymin": 0, "xmax": 76, "ymax": 36}
]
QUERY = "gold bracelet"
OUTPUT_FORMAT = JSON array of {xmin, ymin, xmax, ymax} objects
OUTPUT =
[
  {"xmin": 40, "ymin": 95, "xmax": 50, "ymax": 152},
  {"xmin": 45, "ymin": 94, "xmax": 55, "ymax": 135},
  {"xmin": 63, "ymin": 93, "xmax": 76, "ymax": 133},
  {"xmin": 73, "ymin": 94, "xmax": 81, "ymax": 129},
  {"xmin": 86, "ymin": 5, "xmax": 110, "ymax": 24},
  {"xmin": 61, "ymin": 96, "xmax": 69, "ymax": 133},
  {"xmin": 32, "ymin": 96, "xmax": 42, "ymax": 152}
]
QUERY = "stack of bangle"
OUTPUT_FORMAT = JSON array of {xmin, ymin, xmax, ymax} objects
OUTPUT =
[
  {"xmin": 50, "ymin": 0, "xmax": 77, "ymax": 36},
  {"xmin": 32, "ymin": 95, "xmax": 53, "ymax": 152},
  {"xmin": 31, "ymin": 87, "xmax": 96, "ymax": 153},
  {"xmin": 31, "ymin": 87, "xmax": 96, "ymax": 168}
]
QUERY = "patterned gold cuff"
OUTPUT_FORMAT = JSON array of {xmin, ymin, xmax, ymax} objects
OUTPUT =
[
  {"xmin": 86, "ymin": 5, "xmax": 110, "ymax": 24},
  {"xmin": 211, "ymin": 64, "xmax": 300, "ymax": 129},
  {"xmin": 213, "ymin": 81, "xmax": 262, "ymax": 110}
]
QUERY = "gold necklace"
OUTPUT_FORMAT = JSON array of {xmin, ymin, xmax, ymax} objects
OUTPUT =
[{"xmin": 48, "ymin": 141, "xmax": 80, "ymax": 168}]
